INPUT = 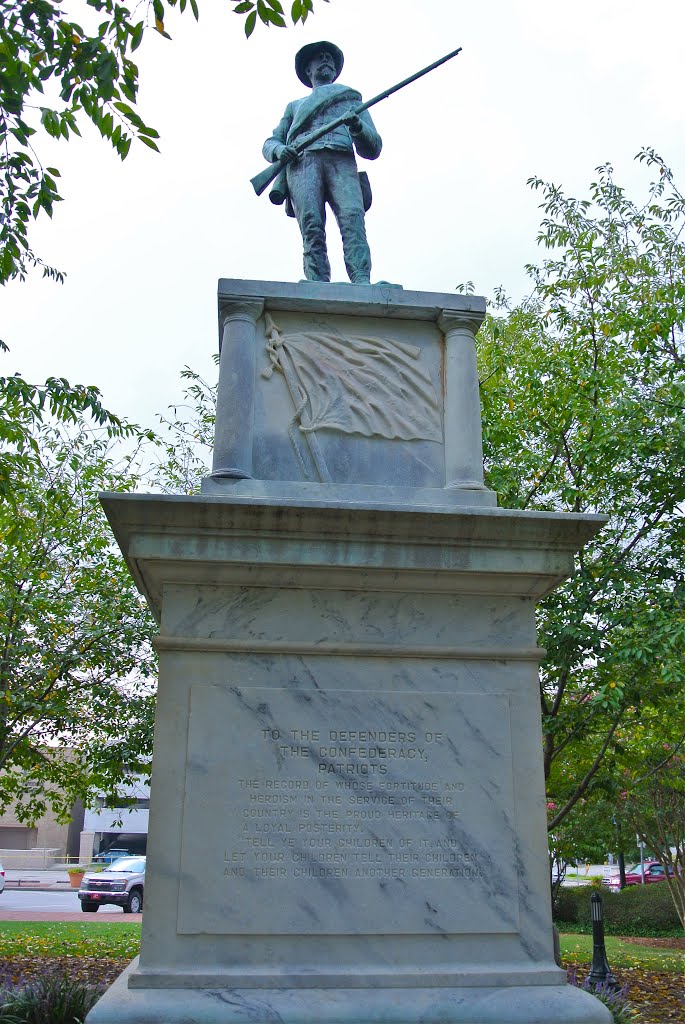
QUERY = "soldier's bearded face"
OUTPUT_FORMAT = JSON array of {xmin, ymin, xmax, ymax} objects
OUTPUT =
[{"xmin": 307, "ymin": 51, "xmax": 336, "ymax": 84}]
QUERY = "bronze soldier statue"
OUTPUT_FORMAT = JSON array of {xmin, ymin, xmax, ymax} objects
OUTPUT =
[{"xmin": 262, "ymin": 41, "xmax": 382, "ymax": 284}]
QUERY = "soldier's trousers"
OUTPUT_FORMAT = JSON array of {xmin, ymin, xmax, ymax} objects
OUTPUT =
[{"xmin": 287, "ymin": 150, "xmax": 371, "ymax": 283}]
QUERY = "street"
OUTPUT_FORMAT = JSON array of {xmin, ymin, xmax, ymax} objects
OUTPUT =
[{"xmin": 0, "ymin": 889, "xmax": 141, "ymax": 920}]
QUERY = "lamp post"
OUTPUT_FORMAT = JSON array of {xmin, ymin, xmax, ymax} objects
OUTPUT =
[
  {"xmin": 612, "ymin": 815, "xmax": 627, "ymax": 890},
  {"xmin": 587, "ymin": 892, "xmax": 619, "ymax": 991},
  {"xmin": 637, "ymin": 835, "xmax": 646, "ymax": 885}
]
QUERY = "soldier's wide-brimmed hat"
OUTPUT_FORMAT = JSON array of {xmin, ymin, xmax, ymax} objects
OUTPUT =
[{"xmin": 295, "ymin": 41, "xmax": 344, "ymax": 87}]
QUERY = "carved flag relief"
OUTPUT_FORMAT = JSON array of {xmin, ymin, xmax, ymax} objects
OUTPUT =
[{"xmin": 263, "ymin": 315, "xmax": 442, "ymax": 444}]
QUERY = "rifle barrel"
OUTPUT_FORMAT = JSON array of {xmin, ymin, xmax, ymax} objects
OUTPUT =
[
  {"xmin": 357, "ymin": 46, "xmax": 462, "ymax": 115},
  {"xmin": 250, "ymin": 45, "xmax": 463, "ymax": 197}
]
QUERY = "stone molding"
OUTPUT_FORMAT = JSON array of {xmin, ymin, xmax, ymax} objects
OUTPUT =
[{"xmin": 153, "ymin": 636, "xmax": 546, "ymax": 660}]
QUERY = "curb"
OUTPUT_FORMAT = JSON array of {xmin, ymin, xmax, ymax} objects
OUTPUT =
[{"xmin": 4, "ymin": 882, "xmax": 74, "ymax": 892}]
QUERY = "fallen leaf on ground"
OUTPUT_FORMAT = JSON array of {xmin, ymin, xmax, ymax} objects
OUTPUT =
[
  {"xmin": 0, "ymin": 956, "xmax": 682, "ymax": 1024},
  {"xmin": 569, "ymin": 965, "xmax": 685, "ymax": 1024}
]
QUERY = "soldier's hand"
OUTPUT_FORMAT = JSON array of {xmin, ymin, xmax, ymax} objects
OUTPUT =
[
  {"xmin": 276, "ymin": 144, "xmax": 299, "ymax": 163},
  {"xmin": 341, "ymin": 111, "xmax": 363, "ymax": 135}
]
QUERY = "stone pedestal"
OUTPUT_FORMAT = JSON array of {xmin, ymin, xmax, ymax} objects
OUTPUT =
[
  {"xmin": 91, "ymin": 281, "xmax": 610, "ymax": 1023},
  {"xmin": 205, "ymin": 279, "xmax": 495, "ymax": 506}
]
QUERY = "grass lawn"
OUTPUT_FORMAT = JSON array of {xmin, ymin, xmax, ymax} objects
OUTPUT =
[
  {"xmin": 0, "ymin": 924, "xmax": 682, "ymax": 1023},
  {"xmin": 0, "ymin": 921, "xmax": 141, "ymax": 960},
  {"xmin": 1, "ymin": 922, "xmax": 681, "ymax": 973},
  {"xmin": 560, "ymin": 933, "xmax": 683, "ymax": 972}
]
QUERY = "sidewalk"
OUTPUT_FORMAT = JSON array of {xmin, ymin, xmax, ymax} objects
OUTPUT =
[
  {"xmin": 561, "ymin": 863, "xmax": 609, "ymax": 886},
  {"xmin": 3, "ymin": 867, "xmax": 73, "ymax": 891}
]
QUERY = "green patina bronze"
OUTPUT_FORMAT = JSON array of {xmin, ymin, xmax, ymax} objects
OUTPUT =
[
  {"xmin": 255, "ymin": 43, "xmax": 462, "ymax": 285},
  {"xmin": 261, "ymin": 41, "xmax": 382, "ymax": 284}
]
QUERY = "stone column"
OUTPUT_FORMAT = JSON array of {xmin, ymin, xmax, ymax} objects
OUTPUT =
[
  {"xmin": 78, "ymin": 830, "xmax": 96, "ymax": 865},
  {"xmin": 439, "ymin": 310, "xmax": 487, "ymax": 490},
  {"xmin": 211, "ymin": 299, "xmax": 264, "ymax": 479}
]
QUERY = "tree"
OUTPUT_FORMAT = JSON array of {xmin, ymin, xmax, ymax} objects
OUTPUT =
[
  {"xmin": 622, "ymin": 757, "xmax": 685, "ymax": 929},
  {"xmin": 547, "ymin": 694, "xmax": 685, "ymax": 926},
  {"xmin": 0, "ymin": 359, "xmax": 131, "ymax": 496},
  {"xmin": 611, "ymin": 696, "xmax": 685, "ymax": 927},
  {"xmin": 0, "ymin": 0, "xmax": 326, "ymax": 283},
  {"xmin": 152, "ymin": 363, "xmax": 217, "ymax": 495},
  {"xmin": 0, "ymin": 325, "xmax": 156, "ymax": 816},
  {"xmin": 0, "ymin": 415, "xmax": 157, "ymax": 823},
  {"xmin": 477, "ymin": 148, "xmax": 685, "ymax": 832}
]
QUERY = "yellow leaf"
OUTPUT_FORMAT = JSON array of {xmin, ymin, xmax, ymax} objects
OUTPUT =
[{"xmin": 155, "ymin": 17, "xmax": 164, "ymax": 31}]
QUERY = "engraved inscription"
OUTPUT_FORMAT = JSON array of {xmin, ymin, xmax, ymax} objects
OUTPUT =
[
  {"xmin": 178, "ymin": 687, "xmax": 519, "ymax": 935},
  {"xmin": 222, "ymin": 726, "xmax": 475, "ymax": 884}
]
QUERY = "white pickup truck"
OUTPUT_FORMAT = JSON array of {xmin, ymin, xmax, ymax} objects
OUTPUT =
[{"xmin": 78, "ymin": 855, "xmax": 145, "ymax": 913}]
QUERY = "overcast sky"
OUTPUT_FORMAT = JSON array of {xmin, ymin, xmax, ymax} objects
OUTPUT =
[{"xmin": 2, "ymin": 0, "xmax": 684, "ymax": 430}]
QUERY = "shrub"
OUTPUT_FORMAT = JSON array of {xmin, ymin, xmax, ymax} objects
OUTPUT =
[
  {"xmin": 554, "ymin": 885, "xmax": 584, "ymax": 924},
  {"xmin": 554, "ymin": 883, "xmax": 682, "ymax": 935},
  {"xmin": 0, "ymin": 975, "xmax": 103, "ymax": 1024},
  {"xmin": 568, "ymin": 972, "xmax": 639, "ymax": 1023}
]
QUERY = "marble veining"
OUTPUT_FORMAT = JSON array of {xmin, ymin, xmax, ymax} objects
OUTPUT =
[
  {"xmin": 89, "ymin": 965, "xmax": 613, "ymax": 1023},
  {"xmin": 92, "ymin": 449, "xmax": 610, "ymax": 1022},
  {"xmin": 177, "ymin": 685, "xmax": 519, "ymax": 937},
  {"xmin": 162, "ymin": 587, "xmax": 536, "ymax": 651}
]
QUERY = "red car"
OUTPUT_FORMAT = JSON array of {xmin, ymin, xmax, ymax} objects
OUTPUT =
[{"xmin": 602, "ymin": 859, "xmax": 671, "ymax": 893}]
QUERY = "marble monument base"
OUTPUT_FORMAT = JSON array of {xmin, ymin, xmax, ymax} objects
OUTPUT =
[
  {"xmin": 93, "ymin": 961, "xmax": 610, "ymax": 1023},
  {"xmin": 89, "ymin": 494, "xmax": 611, "ymax": 1024}
]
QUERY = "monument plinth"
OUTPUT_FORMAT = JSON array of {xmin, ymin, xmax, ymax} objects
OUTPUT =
[
  {"xmin": 91, "ymin": 281, "xmax": 610, "ymax": 1023},
  {"xmin": 206, "ymin": 279, "xmax": 494, "ymax": 506}
]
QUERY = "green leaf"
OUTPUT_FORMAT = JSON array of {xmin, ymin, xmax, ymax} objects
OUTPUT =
[
  {"xmin": 138, "ymin": 134, "xmax": 160, "ymax": 152},
  {"xmin": 130, "ymin": 22, "xmax": 144, "ymax": 50},
  {"xmin": 113, "ymin": 100, "xmax": 135, "ymax": 118}
]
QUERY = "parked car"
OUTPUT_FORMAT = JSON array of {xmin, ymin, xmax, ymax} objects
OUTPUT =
[
  {"xmin": 92, "ymin": 847, "xmax": 132, "ymax": 864},
  {"xmin": 78, "ymin": 856, "xmax": 145, "ymax": 913},
  {"xmin": 602, "ymin": 859, "xmax": 672, "ymax": 893},
  {"xmin": 0, "ymin": 860, "xmax": 4, "ymax": 895}
]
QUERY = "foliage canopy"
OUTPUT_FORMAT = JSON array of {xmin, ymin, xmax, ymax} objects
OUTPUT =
[
  {"xmin": 0, "ymin": 0, "xmax": 325, "ymax": 283},
  {"xmin": 0, "ymin": 415, "xmax": 156, "ymax": 822},
  {"xmin": 477, "ymin": 148, "xmax": 685, "ymax": 836}
]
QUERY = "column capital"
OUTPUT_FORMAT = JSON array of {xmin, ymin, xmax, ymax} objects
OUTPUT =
[
  {"xmin": 438, "ymin": 308, "xmax": 485, "ymax": 337},
  {"xmin": 219, "ymin": 299, "xmax": 265, "ymax": 330}
]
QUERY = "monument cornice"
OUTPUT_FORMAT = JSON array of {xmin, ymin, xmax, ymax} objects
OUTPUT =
[
  {"xmin": 101, "ymin": 492, "xmax": 606, "ymax": 622},
  {"xmin": 217, "ymin": 278, "xmax": 486, "ymax": 331}
]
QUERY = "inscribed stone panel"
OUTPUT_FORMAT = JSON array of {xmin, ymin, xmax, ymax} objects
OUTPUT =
[{"xmin": 178, "ymin": 685, "xmax": 519, "ymax": 935}]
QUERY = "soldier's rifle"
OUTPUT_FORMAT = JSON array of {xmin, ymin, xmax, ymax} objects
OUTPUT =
[{"xmin": 250, "ymin": 45, "xmax": 462, "ymax": 197}]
